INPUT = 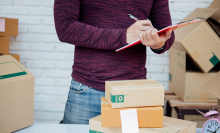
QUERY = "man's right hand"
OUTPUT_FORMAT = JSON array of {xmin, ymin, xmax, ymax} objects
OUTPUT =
[{"xmin": 126, "ymin": 20, "xmax": 154, "ymax": 44}]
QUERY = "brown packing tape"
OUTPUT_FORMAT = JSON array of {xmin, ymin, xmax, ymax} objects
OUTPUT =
[{"xmin": 191, "ymin": 51, "xmax": 200, "ymax": 61}]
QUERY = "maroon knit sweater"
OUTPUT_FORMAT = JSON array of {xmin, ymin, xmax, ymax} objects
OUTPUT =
[{"xmin": 54, "ymin": 0, "xmax": 175, "ymax": 91}]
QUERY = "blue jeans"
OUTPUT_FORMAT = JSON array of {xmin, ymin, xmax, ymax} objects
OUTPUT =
[{"xmin": 63, "ymin": 79, "xmax": 105, "ymax": 124}]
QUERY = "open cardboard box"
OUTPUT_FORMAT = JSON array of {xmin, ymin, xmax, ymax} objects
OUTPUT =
[
  {"xmin": 202, "ymin": 71, "xmax": 220, "ymax": 112},
  {"xmin": 174, "ymin": 8, "xmax": 220, "ymax": 73},
  {"xmin": 169, "ymin": 42, "xmax": 218, "ymax": 102},
  {"xmin": 0, "ymin": 55, "xmax": 35, "ymax": 133},
  {"xmin": 89, "ymin": 115, "xmax": 196, "ymax": 133}
]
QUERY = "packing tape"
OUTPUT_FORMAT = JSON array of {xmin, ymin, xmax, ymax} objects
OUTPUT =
[{"xmin": 191, "ymin": 51, "xmax": 200, "ymax": 61}]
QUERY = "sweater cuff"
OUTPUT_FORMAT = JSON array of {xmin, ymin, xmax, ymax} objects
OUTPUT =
[{"xmin": 151, "ymin": 43, "xmax": 166, "ymax": 54}]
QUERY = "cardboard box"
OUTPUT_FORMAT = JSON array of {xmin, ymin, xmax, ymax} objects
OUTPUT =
[
  {"xmin": 202, "ymin": 71, "xmax": 220, "ymax": 112},
  {"xmin": 174, "ymin": 8, "xmax": 220, "ymax": 73},
  {"xmin": 209, "ymin": 0, "xmax": 220, "ymax": 8},
  {"xmin": 101, "ymin": 97, "xmax": 163, "ymax": 128},
  {"xmin": 0, "ymin": 18, "xmax": 18, "ymax": 36},
  {"xmin": 0, "ymin": 37, "xmax": 9, "ymax": 55},
  {"xmin": 171, "ymin": 107, "xmax": 207, "ymax": 128},
  {"xmin": 105, "ymin": 79, "xmax": 164, "ymax": 108},
  {"xmin": 169, "ymin": 45, "xmax": 218, "ymax": 102},
  {"xmin": 10, "ymin": 54, "xmax": 20, "ymax": 62},
  {"xmin": 89, "ymin": 115, "xmax": 196, "ymax": 133},
  {"xmin": 0, "ymin": 55, "xmax": 35, "ymax": 133}
]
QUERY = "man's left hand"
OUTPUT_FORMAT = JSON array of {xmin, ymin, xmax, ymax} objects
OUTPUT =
[{"xmin": 139, "ymin": 26, "xmax": 172, "ymax": 49}]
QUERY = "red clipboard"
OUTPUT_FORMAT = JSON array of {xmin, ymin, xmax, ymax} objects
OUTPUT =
[{"xmin": 116, "ymin": 19, "xmax": 202, "ymax": 52}]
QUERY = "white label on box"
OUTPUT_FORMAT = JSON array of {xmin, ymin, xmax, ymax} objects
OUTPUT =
[
  {"xmin": 120, "ymin": 109, "xmax": 139, "ymax": 133},
  {"xmin": 0, "ymin": 19, "xmax": 5, "ymax": 32}
]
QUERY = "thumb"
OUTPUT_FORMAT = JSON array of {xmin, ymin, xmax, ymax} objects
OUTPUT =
[
  {"xmin": 166, "ymin": 29, "xmax": 172, "ymax": 39},
  {"xmin": 138, "ymin": 20, "xmax": 154, "ymax": 28}
]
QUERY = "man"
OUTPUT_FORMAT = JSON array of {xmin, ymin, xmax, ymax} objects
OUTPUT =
[{"xmin": 54, "ymin": 0, "xmax": 174, "ymax": 124}]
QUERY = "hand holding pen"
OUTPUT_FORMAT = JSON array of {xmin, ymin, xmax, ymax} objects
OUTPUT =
[
  {"xmin": 126, "ymin": 14, "xmax": 153, "ymax": 44},
  {"xmin": 126, "ymin": 14, "xmax": 172, "ymax": 50}
]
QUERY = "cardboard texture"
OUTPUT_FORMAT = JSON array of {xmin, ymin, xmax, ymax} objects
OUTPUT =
[
  {"xmin": 202, "ymin": 71, "xmax": 220, "ymax": 99},
  {"xmin": 209, "ymin": 0, "xmax": 220, "ymax": 8},
  {"xmin": 105, "ymin": 79, "xmax": 164, "ymax": 108},
  {"xmin": 169, "ymin": 46, "xmax": 218, "ymax": 102},
  {"xmin": 101, "ymin": 98, "xmax": 163, "ymax": 128},
  {"xmin": 10, "ymin": 54, "xmax": 20, "ymax": 62},
  {"xmin": 0, "ymin": 18, "xmax": 18, "ymax": 36},
  {"xmin": 174, "ymin": 8, "xmax": 220, "ymax": 73},
  {"xmin": 89, "ymin": 115, "xmax": 197, "ymax": 133},
  {"xmin": 0, "ymin": 37, "xmax": 9, "ymax": 55},
  {"xmin": 0, "ymin": 55, "xmax": 35, "ymax": 133},
  {"xmin": 202, "ymin": 71, "xmax": 220, "ymax": 112}
]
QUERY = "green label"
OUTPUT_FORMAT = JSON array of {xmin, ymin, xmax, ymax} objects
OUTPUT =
[
  {"xmin": 196, "ymin": 17, "xmax": 205, "ymax": 20},
  {"xmin": 177, "ymin": 52, "xmax": 184, "ymax": 58},
  {"xmin": 210, "ymin": 53, "xmax": 220, "ymax": 66},
  {"xmin": 177, "ymin": 63, "xmax": 184, "ymax": 69},
  {"xmin": 0, "ymin": 61, "xmax": 27, "ymax": 80},
  {"xmin": 0, "ymin": 71, "xmax": 27, "ymax": 80},
  {"xmin": 169, "ymin": 73, "xmax": 172, "ymax": 82},
  {"xmin": 111, "ymin": 94, "xmax": 124, "ymax": 103},
  {"xmin": 89, "ymin": 130, "xmax": 103, "ymax": 133}
]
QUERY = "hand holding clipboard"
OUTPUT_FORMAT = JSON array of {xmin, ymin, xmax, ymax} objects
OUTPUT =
[{"xmin": 116, "ymin": 15, "xmax": 202, "ymax": 52}]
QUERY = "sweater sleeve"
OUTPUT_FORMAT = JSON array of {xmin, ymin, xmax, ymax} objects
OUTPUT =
[
  {"xmin": 54, "ymin": 0, "xmax": 127, "ymax": 50},
  {"xmin": 149, "ymin": 0, "xmax": 175, "ymax": 54}
]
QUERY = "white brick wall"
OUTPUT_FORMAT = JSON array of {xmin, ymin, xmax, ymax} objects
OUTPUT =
[{"xmin": 0, "ymin": 0, "xmax": 213, "ymax": 123}]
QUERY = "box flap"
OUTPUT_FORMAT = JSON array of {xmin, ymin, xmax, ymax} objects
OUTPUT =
[
  {"xmin": 183, "ymin": 8, "xmax": 219, "ymax": 21},
  {"xmin": 171, "ymin": 41, "xmax": 187, "ymax": 53},
  {"xmin": 209, "ymin": 0, "xmax": 220, "ymax": 8},
  {"xmin": 202, "ymin": 71, "xmax": 220, "ymax": 99},
  {"xmin": 0, "ymin": 55, "xmax": 34, "ymax": 84},
  {"xmin": 175, "ymin": 8, "xmax": 219, "ymax": 42}
]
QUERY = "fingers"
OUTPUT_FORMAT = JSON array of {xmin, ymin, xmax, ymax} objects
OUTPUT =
[
  {"xmin": 151, "ymin": 28, "xmax": 160, "ymax": 44},
  {"xmin": 166, "ymin": 29, "xmax": 172, "ymax": 39},
  {"xmin": 139, "ymin": 26, "xmax": 152, "ymax": 31},
  {"xmin": 159, "ymin": 29, "xmax": 172, "ymax": 40},
  {"xmin": 146, "ymin": 28, "xmax": 154, "ymax": 47},
  {"xmin": 137, "ymin": 20, "xmax": 154, "ymax": 28},
  {"xmin": 139, "ymin": 27, "xmax": 155, "ymax": 47}
]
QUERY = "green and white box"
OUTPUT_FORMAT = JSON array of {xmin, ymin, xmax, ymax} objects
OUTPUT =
[
  {"xmin": 89, "ymin": 115, "xmax": 196, "ymax": 133},
  {"xmin": 105, "ymin": 79, "xmax": 164, "ymax": 108}
]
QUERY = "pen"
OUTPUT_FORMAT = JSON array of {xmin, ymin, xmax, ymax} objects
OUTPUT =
[{"xmin": 128, "ymin": 14, "xmax": 139, "ymax": 21}]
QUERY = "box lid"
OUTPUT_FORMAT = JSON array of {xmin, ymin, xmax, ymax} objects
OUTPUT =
[
  {"xmin": 175, "ymin": 8, "xmax": 220, "ymax": 42},
  {"xmin": 0, "ymin": 55, "xmax": 34, "ymax": 85},
  {"xmin": 202, "ymin": 71, "xmax": 220, "ymax": 99}
]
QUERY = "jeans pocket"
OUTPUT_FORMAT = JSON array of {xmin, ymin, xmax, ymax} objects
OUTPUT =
[{"xmin": 69, "ymin": 79, "xmax": 87, "ymax": 94}]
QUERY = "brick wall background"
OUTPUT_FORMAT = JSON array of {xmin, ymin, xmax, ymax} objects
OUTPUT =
[{"xmin": 0, "ymin": 0, "xmax": 213, "ymax": 123}]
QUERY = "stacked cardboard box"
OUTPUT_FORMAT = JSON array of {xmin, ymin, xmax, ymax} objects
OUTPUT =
[
  {"xmin": 0, "ymin": 55, "xmax": 35, "ymax": 133},
  {"xmin": 0, "ymin": 17, "xmax": 20, "ymax": 62},
  {"xmin": 89, "ymin": 79, "xmax": 197, "ymax": 132},
  {"xmin": 203, "ymin": 71, "xmax": 220, "ymax": 112},
  {"xmin": 169, "ymin": 7, "xmax": 220, "ymax": 102}
]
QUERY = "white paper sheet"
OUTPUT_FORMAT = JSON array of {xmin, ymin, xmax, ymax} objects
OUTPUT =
[
  {"xmin": 0, "ymin": 19, "xmax": 5, "ymax": 32},
  {"xmin": 120, "ymin": 109, "xmax": 139, "ymax": 133}
]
